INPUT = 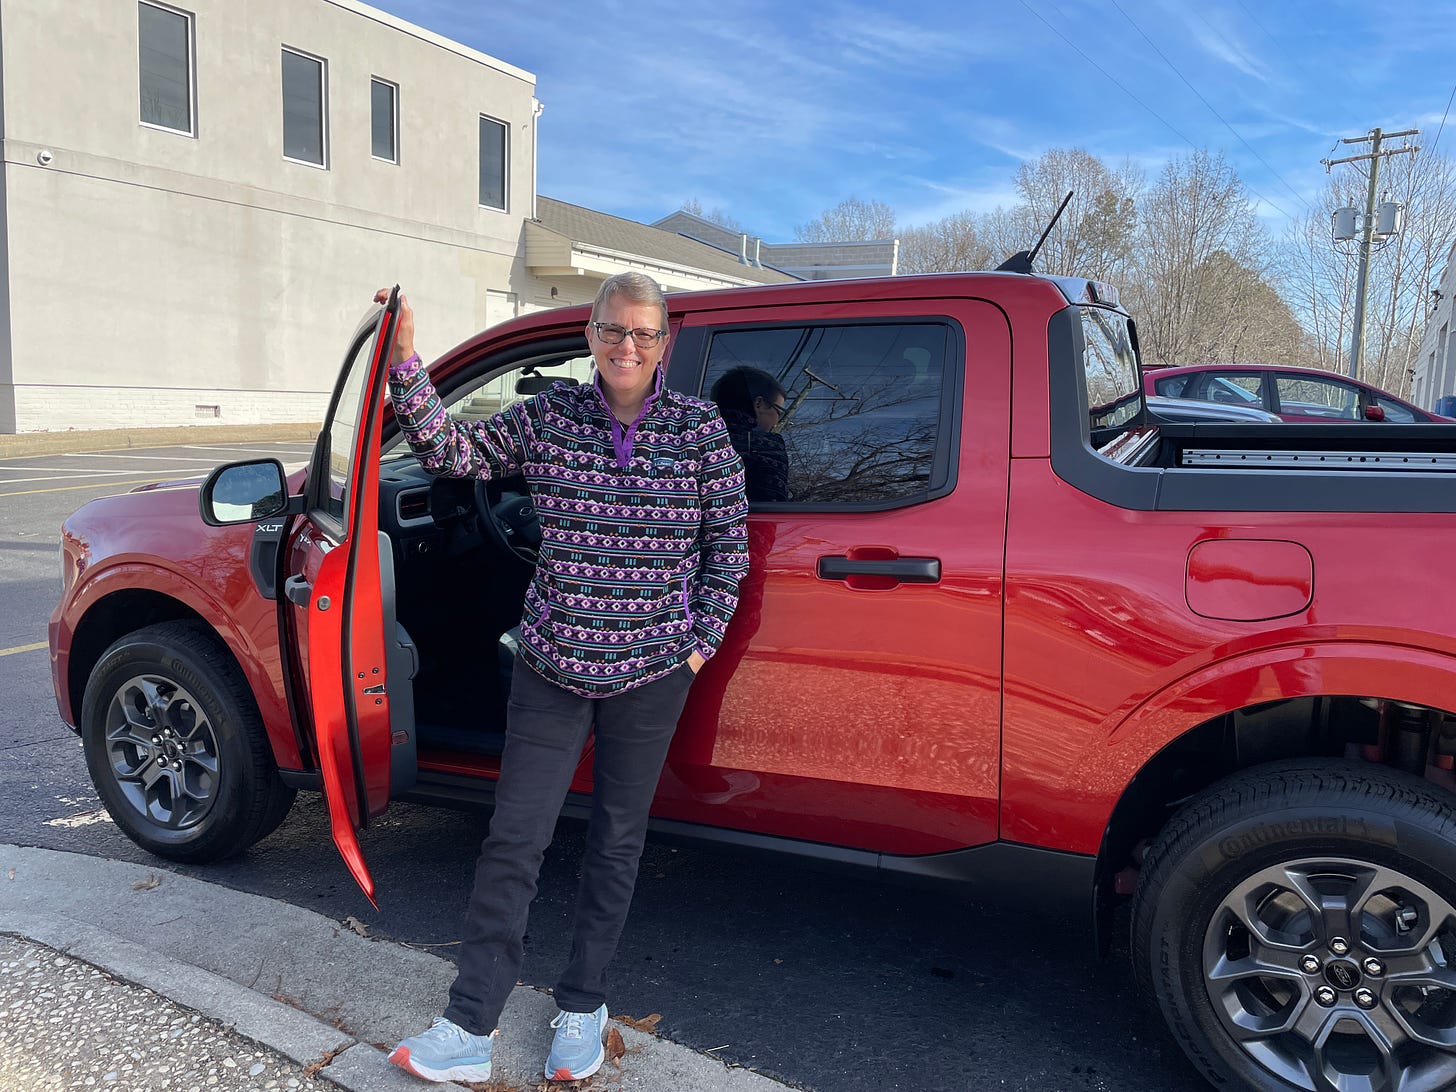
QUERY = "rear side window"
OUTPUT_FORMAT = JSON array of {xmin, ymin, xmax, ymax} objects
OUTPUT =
[
  {"xmin": 1273, "ymin": 374, "xmax": 1358, "ymax": 419},
  {"xmin": 702, "ymin": 323, "xmax": 953, "ymax": 506}
]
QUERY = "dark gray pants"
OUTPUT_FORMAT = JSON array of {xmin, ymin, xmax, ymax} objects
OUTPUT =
[{"xmin": 444, "ymin": 657, "xmax": 695, "ymax": 1035}]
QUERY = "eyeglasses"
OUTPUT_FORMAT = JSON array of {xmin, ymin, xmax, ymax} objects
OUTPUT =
[{"xmin": 590, "ymin": 322, "xmax": 666, "ymax": 348}]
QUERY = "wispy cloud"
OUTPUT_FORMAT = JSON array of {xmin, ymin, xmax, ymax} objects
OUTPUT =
[{"xmin": 374, "ymin": 0, "xmax": 1456, "ymax": 240}]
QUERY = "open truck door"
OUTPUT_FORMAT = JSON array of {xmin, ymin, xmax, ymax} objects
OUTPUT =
[{"xmin": 282, "ymin": 288, "xmax": 406, "ymax": 907}]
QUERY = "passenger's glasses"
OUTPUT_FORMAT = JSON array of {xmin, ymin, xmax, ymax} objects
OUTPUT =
[{"xmin": 591, "ymin": 322, "xmax": 666, "ymax": 348}]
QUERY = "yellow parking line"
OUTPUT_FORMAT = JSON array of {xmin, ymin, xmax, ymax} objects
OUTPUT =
[
  {"xmin": 0, "ymin": 477, "xmax": 183, "ymax": 498},
  {"xmin": 0, "ymin": 641, "xmax": 47, "ymax": 658}
]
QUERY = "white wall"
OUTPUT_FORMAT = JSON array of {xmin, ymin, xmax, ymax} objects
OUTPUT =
[{"xmin": 0, "ymin": 0, "xmax": 538, "ymax": 432}]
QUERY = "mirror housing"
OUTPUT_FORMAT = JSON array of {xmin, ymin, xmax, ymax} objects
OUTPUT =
[
  {"xmin": 516, "ymin": 374, "xmax": 578, "ymax": 395},
  {"xmin": 1363, "ymin": 404, "xmax": 1386, "ymax": 422},
  {"xmin": 199, "ymin": 458, "xmax": 294, "ymax": 526}
]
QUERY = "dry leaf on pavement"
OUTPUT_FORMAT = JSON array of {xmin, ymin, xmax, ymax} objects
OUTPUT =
[
  {"xmin": 617, "ymin": 1013, "xmax": 662, "ymax": 1033},
  {"xmin": 6, "ymin": 868, "xmax": 14, "ymax": 880},
  {"xmin": 132, "ymin": 873, "xmax": 162, "ymax": 891},
  {"xmin": 606, "ymin": 1026, "xmax": 626, "ymax": 1067},
  {"xmin": 341, "ymin": 915, "xmax": 371, "ymax": 937}
]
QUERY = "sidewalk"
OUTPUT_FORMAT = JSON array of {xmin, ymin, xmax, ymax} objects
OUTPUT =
[{"xmin": 0, "ymin": 845, "xmax": 792, "ymax": 1092}]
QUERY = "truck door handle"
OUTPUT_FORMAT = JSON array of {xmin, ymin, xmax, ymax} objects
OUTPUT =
[
  {"xmin": 817, "ymin": 554, "xmax": 941, "ymax": 586},
  {"xmin": 283, "ymin": 574, "xmax": 313, "ymax": 607}
]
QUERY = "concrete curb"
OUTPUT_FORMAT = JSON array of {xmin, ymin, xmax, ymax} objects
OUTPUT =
[
  {"xmin": 0, "ymin": 844, "xmax": 793, "ymax": 1091},
  {"xmin": 2, "ymin": 914, "xmax": 372, "ymax": 1088},
  {"xmin": 0, "ymin": 423, "xmax": 320, "ymax": 457}
]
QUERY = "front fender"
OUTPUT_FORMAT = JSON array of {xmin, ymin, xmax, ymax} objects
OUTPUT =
[{"xmin": 59, "ymin": 556, "xmax": 300, "ymax": 770}]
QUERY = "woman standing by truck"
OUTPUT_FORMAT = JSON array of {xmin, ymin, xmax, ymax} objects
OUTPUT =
[{"xmin": 380, "ymin": 272, "xmax": 748, "ymax": 1083}]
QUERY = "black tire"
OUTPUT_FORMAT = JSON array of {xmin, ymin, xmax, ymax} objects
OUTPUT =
[
  {"xmin": 80, "ymin": 620, "xmax": 295, "ymax": 863},
  {"xmin": 1133, "ymin": 759, "xmax": 1456, "ymax": 1092}
]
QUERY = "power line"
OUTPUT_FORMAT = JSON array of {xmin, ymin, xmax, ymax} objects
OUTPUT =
[
  {"xmin": 1015, "ymin": 0, "xmax": 1201, "ymax": 150},
  {"xmin": 1107, "ymin": 0, "xmax": 1309, "ymax": 218},
  {"xmin": 1430, "ymin": 82, "xmax": 1456, "ymax": 156}
]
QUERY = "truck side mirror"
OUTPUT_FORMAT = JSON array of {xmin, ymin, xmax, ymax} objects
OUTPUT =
[
  {"xmin": 200, "ymin": 458, "xmax": 291, "ymax": 526},
  {"xmin": 1364, "ymin": 404, "xmax": 1386, "ymax": 422}
]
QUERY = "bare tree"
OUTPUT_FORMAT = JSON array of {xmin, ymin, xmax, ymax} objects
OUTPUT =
[
  {"xmin": 1127, "ymin": 150, "xmax": 1268, "ymax": 364},
  {"xmin": 679, "ymin": 198, "xmax": 745, "ymax": 233},
  {"xmin": 1006, "ymin": 148, "xmax": 1142, "ymax": 281},
  {"xmin": 897, "ymin": 211, "xmax": 995, "ymax": 274},
  {"xmin": 794, "ymin": 197, "xmax": 897, "ymax": 242}
]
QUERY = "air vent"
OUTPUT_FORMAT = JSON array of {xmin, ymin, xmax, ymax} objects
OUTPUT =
[{"xmin": 397, "ymin": 490, "xmax": 430, "ymax": 522}]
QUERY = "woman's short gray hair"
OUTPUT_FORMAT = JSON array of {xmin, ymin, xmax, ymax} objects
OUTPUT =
[{"xmin": 590, "ymin": 272, "xmax": 668, "ymax": 330}]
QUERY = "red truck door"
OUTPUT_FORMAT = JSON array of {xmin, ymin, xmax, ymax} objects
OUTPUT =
[
  {"xmin": 282, "ymin": 291, "xmax": 402, "ymax": 907},
  {"xmin": 661, "ymin": 298, "xmax": 1012, "ymax": 855}
]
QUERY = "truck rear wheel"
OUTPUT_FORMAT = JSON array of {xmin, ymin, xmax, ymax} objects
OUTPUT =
[
  {"xmin": 80, "ymin": 621, "xmax": 295, "ymax": 863},
  {"xmin": 1133, "ymin": 760, "xmax": 1456, "ymax": 1092}
]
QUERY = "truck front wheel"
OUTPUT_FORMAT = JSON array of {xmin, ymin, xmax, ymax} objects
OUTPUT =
[
  {"xmin": 1133, "ymin": 760, "xmax": 1456, "ymax": 1092},
  {"xmin": 80, "ymin": 621, "xmax": 295, "ymax": 863}
]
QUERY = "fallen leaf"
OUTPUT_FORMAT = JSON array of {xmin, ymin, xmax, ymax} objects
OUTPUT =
[
  {"xmin": 606, "ymin": 1026, "xmax": 626, "ymax": 1067},
  {"xmin": 342, "ymin": 915, "xmax": 371, "ymax": 937},
  {"xmin": 773, "ymin": 958, "xmax": 783, "ymax": 965},
  {"xmin": 132, "ymin": 873, "xmax": 162, "ymax": 891},
  {"xmin": 6, "ymin": 868, "xmax": 14, "ymax": 881},
  {"xmin": 617, "ymin": 1013, "xmax": 662, "ymax": 1033}
]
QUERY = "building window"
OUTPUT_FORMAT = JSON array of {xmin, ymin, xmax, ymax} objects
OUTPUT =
[
  {"xmin": 478, "ymin": 115, "xmax": 507, "ymax": 210},
  {"xmin": 282, "ymin": 48, "xmax": 327, "ymax": 167},
  {"xmin": 138, "ymin": 2, "xmax": 194, "ymax": 135},
  {"xmin": 370, "ymin": 78, "xmax": 398, "ymax": 163}
]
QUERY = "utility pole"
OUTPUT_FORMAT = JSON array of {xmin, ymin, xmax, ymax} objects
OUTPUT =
[{"xmin": 1323, "ymin": 127, "xmax": 1419, "ymax": 379}]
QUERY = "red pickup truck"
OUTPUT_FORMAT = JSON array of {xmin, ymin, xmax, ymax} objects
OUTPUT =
[{"xmin": 49, "ymin": 274, "xmax": 1456, "ymax": 1092}]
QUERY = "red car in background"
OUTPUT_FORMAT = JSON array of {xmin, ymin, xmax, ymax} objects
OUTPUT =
[{"xmin": 1143, "ymin": 362, "xmax": 1454, "ymax": 422}]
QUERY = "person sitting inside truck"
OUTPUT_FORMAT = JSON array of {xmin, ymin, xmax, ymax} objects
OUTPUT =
[{"xmin": 709, "ymin": 365, "xmax": 790, "ymax": 502}]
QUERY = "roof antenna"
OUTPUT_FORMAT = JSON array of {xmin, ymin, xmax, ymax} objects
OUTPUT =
[{"xmin": 996, "ymin": 190, "xmax": 1073, "ymax": 274}]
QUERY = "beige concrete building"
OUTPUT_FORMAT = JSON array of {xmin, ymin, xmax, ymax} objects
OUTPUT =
[
  {"xmin": 1413, "ymin": 241, "xmax": 1456, "ymax": 414},
  {"xmin": 1, "ymin": 0, "xmax": 545, "ymax": 432}
]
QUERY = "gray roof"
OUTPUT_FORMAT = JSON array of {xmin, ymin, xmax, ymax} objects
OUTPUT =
[{"xmin": 535, "ymin": 197, "xmax": 797, "ymax": 285}]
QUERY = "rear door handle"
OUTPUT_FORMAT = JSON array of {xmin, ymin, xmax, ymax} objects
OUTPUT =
[
  {"xmin": 283, "ymin": 573, "xmax": 313, "ymax": 607},
  {"xmin": 817, "ymin": 555, "xmax": 941, "ymax": 586}
]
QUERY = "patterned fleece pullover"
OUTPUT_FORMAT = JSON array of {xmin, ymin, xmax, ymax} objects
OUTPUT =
[{"xmin": 388, "ymin": 354, "xmax": 749, "ymax": 696}]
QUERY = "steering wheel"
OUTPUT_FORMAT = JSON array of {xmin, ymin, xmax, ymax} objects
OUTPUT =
[{"xmin": 473, "ymin": 478, "xmax": 540, "ymax": 565}]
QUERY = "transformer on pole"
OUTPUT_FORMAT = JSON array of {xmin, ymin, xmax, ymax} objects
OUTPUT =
[{"xmin": 1321, "ymin": 127, "xmax": 1420, "ymax": 379}]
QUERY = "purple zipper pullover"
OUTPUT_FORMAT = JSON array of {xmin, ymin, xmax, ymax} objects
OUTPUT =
[{"xmin": 388, "ymin": 354, "xmax": 749, "ymax": 697}]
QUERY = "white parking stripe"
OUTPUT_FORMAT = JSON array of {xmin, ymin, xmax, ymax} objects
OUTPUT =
[
  {"xmin": 180, "ymin": 444, "xmax": 315, "ymax": 456},
  {"xmin": 0, "ymin": 471, "xmax": 193, "ymax": 484},
  {"xmin": 59, "ymin": 452, "xmax": 238, "ymax": 464}
]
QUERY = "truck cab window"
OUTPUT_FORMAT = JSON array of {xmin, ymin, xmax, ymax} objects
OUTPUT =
[{"xmin": 703, "ymin": 322, "xmax": 952, "ymax": 506}]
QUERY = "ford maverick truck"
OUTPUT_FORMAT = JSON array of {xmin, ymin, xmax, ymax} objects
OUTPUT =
[{"xmin": 50, "ymin": 273, "xmax": 1456, "ymax": 1092}]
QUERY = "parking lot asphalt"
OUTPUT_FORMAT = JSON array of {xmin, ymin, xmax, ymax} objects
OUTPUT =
[{"xmin": 0, "ymin": 440, "xmax": 317, "ymax": 500}]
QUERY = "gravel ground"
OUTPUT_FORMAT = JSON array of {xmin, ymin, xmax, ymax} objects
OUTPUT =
[{"xmin": 0, "ymin": 936, "xmax": 316, "ymax": 1092}]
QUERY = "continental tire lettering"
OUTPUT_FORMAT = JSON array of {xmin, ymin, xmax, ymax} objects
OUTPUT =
[
  {"xmin": 1218, "ymin": 816, "xmax": 1368, "ymax": 860},
  {"xmin": 1157, "ymin": 935, "xmax": 1221, "ymax": 1080},
  {"xmin": 166, "ymin": 657, "xmax": 206, "ymax": 693}
]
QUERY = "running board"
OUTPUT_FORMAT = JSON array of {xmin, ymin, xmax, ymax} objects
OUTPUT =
[{"xmin": 1181, "ymin": 448, "xmax": 1456, "ymax": 472}]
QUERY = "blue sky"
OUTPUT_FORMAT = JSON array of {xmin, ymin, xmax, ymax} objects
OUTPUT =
[{"xmin": 373, "ymin": 0, "xmax": 1456, "ymax": 241}]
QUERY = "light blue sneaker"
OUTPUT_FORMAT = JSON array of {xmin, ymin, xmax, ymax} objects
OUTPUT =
[
  {"xmin": 545, "ymin": 1004, "xmax": 609, "ymax": 1081},
  {"xmin": 388, "ymin": 1017, "xmax": 494, "ymax": 1083}
]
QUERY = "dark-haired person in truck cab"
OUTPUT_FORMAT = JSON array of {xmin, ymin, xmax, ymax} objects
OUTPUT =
[
  {"xmin": 709, "ymin": 365, "xmax": 790, "ymax": 502},
  {"xmin": 378, "ymin": 272, "xmax": 748, "ymax": 1084}
]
